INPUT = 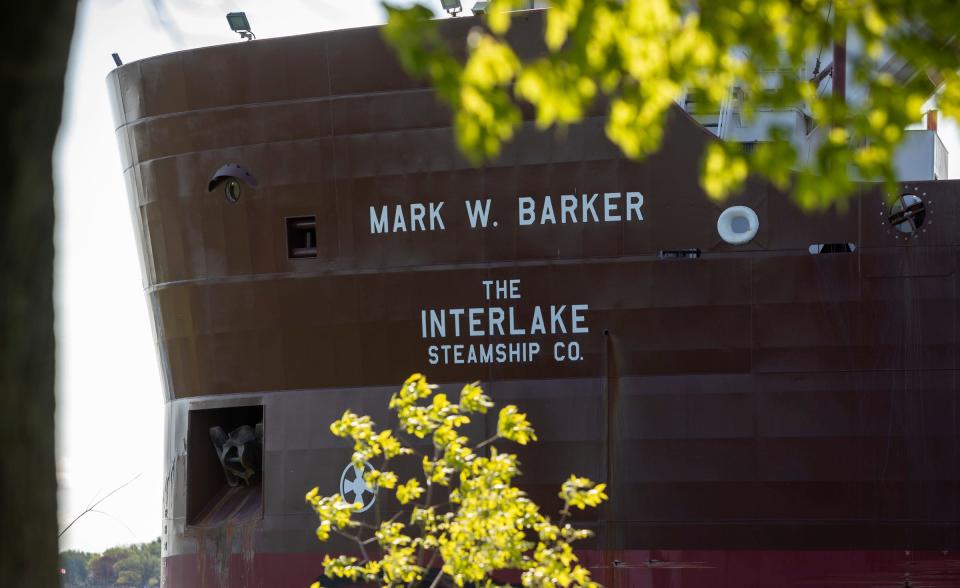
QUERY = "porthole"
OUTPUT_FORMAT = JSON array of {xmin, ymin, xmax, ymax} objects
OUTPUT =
[
  {"xmin": 888, "ymin": 194, "xmax": 925, "ymax": 234},
  {"xmin": 717, "ymin": 205, "xmax": 759, "ymax": 245}
]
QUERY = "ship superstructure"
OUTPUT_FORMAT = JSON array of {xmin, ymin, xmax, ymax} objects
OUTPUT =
[{"xmin": 681, "ymin": 28, "xmax": 948, "ymax": 182}]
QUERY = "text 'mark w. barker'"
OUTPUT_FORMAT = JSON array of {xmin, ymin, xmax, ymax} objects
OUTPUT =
[{"xmin": 369, "ymin": 192, "xmax": 645, "ymax": 233}]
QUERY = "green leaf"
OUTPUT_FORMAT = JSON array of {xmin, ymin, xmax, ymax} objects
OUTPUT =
[{"xmin": 497, "ymin": 405, "xmax": 537, "ymax": 445}]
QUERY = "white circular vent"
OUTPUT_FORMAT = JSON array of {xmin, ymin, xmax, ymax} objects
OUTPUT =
[{"xmin": 717, "ymin": 205, "xmax": 759, "ymax": 245}]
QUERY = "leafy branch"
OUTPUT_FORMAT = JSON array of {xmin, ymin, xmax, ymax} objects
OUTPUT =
[
  {"xmin": 382, "ymin": 0, "xmax": 960, "ymax": 209},
  {"xmin": 306, "ymin": 374, "xmax": 607, "ymax": 587}
]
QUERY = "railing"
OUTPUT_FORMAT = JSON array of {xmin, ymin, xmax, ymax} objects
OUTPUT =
[{"xmin": 716, "ymin": 91, "xmax": 734, "ymax": 140}]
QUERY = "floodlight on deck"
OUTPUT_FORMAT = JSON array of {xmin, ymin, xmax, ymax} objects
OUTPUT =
[
  {"xmin": 441, "ymin": 0, "xmax": 463, "ymax": 17},
  {"xmin": 472, "ymin": 1, "xmax": 488, "ymax": 14},
  {"xmin": 227, "ymin": 12, "xmax": 255, "ymax": 41}
]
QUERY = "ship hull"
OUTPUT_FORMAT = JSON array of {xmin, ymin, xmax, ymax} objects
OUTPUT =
[
  {"xmin": 162, "ymin": 549, "xmax": 960, "ymax": 587},
  {"xmin": 108, "ymin": 10, "xmax": 960, "ymax": 587}
]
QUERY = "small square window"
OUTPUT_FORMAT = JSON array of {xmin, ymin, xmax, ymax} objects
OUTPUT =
[{"xmin": 287, "ymin": 216, "xmax": 317, "ymax": 259}]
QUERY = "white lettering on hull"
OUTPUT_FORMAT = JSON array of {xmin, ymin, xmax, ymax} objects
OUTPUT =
[
  {"xmin": 370, "ymin": 202, "xmax": 445, "ymax": 234},
  {"xmin": 518, "ymin": 192, "xmax": 643, "ymax": 225},
  {"xmin": 420, "ymin": 279, "xmax": 590, "ymax": 366},
  {"xmin": 369, "ymin": 191, "xmax": 644, "ymax": 234}
]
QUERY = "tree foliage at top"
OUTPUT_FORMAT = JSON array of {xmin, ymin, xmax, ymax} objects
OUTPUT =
[
  {"xmin": 306, "ymin": 374, "xmax": 607, "ymax": 587},
  {"xmin": 382, "ymin": 0, "xmax": 960, "ymax": 209}
]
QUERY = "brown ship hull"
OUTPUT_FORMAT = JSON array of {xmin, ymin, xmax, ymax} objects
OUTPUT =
[
  {"xmin": 162, "ymin": 550, "xmax": 960, "ymax": 587},
  {"xmin": 109, "ymin": 10, "xmax": 960, "ymax": 587}
]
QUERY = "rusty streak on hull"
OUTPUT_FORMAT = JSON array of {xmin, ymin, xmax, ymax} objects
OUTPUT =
[{"xmin": 109, "ymin": 10, "xmax": 960, "ymax": 588}]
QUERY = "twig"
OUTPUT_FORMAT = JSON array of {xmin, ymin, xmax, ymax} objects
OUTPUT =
[
  {"xmin": 427, "ymin": 566, "xmax": 445, "ymax": 588},
  {"xmin": 374, "ymin": 456, "xmax": 386, "ymax": 526},
  {"xmin": 474, "ymin": 435, "xmax": 499, "ymax": 450},
  {"xmin": 58, "ymin": 473, "xmax": 142, "ymax": 539},
  {"xmin": 355, "ymin": 537, "xmax": 370, "ymax": 562},
  {"xmin": 88, "ymin": 509, "xmax": 137, "ymax": 538},
  {"xmin": 416, "ymin": 448, "xmax": 441, "ymax": 566},
  {"xmin": 424, "ymin": 549, "xmax": 439, "ymax": 574},
  {"xmin": 334, "ymin": 528, "xmax": 370, "ymax": 562},
  {"xmin": 425, "ymin": 448, "xmax": 440, "ymax": 506}
]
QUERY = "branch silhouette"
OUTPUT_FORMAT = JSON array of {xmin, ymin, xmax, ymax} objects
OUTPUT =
[{"xmin": 59, "ymin": 473, "xmax": 141, "ymax": 539}]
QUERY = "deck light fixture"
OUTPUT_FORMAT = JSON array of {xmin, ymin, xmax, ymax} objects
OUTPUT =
[
  {"xmin": 472, "ymin": 1, "xmax": 488, "ymax": 14},
  {"xmin": 441, "ymin": 0, "xmax": 463, "ymax": 17},
  {"xmin": 227, "ymin": 12, "xmax": 255, "ymax": 41}
]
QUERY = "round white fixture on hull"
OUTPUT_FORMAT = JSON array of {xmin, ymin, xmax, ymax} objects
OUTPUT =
[{"xmin": 717, "ymin": 205, "xmax": 759, "ymax": 244}]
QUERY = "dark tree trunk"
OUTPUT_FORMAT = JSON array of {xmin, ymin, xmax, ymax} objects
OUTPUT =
[{"xmin": 0, "ymin": 1, "xmax": 76, "ymax": 586}]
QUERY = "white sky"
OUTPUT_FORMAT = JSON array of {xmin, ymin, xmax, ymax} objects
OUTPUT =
[{"xmin": 54, "ymin": 0, "xmax": 959, "ymax": 554}]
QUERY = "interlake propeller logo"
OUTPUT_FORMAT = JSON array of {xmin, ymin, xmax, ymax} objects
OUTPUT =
[{"xmin": 340, "ymin": 461, "xmax": 377, "ymax": 512}]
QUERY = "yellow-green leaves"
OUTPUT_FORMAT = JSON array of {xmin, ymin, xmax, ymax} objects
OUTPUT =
[
  {"xmin": 329, "ymin": 410, "xmax": 372, "ymax": 441},
  {"xmin": 702, "ymin": 142, "xmax": 748, "ymax": 201},
  {"xmin": 321, "ymin": 555, "xmax": 383, "ymax": 583},
  {"xmin": 306, "ymin": 493, "xmax": 361, "ymax": 540},
  {"xmin": 423, "ymin": 454, "xmax": 454, "ymax": 486},
  {"xmin": 383, "ymin": 0, "xmax": 958, "ymax": 209},
  {"xmin": 497, "ymin": 405, "xmax": 537, "ymax": 445},
  {"xmin": 374, "ymin": 522, "xmax": 422, "ymax": 584},
  {"xmin": 523, "ymin": 541, "xmax": 598, "ymax": 588},
  {"xmin": 307, "ymin": 375, "xmax": 606, "ymax": 587},
  {"xmin": 390, "ymin": 372, "xmax": 435, "ymax": 411},
  {"xmin": 364, "ymin": 468, "xmax": 397, "ymax": 490},
  {"xmin": 459, "ymin": 381, "xmax": 493, "ymax": 413},
  {"xmin": 375, "ymin": 429, "xmax": 407, "ymax": 460},
  {"xmin": 439, "ymin": 447, "xmax": 534, "ymax": 585},
  {"xmin": 322, "ymin": 555, "xmax": 360, "ymax": 580},
  {"xmin": 517, "ymin": 59, "xmax": 597, "ymax": 130},
  {"xmin": 560, "ymin": 475, "xmax": 608, "ymax": 510},
  {"xmin": 330, "ymin": 410, "xmax": 412, "ymax": 465},
  {"xmin": 457, "ymin": 33, "xmax": 522, "ymax": 161},
  {"xmin": 395, "ymin": 478, "xmax": 424, "ymax": 504},
  {"xmin": 486, "ymin": 0, "xmax": 526, "ymax": 35},
  {"xmin": 545, "ymin": 0, "xmax": 584, "ymax": 50}
]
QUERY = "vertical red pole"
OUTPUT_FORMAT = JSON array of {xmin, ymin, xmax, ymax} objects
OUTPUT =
[{"xmin": 832, "ymin": 24, "xmax": 846, "ymax": 103}]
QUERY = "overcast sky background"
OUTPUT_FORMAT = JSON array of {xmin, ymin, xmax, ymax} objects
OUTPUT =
[{"xmin": 54, "ymin": 0, "xmax": 959, "ymax": 554}]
